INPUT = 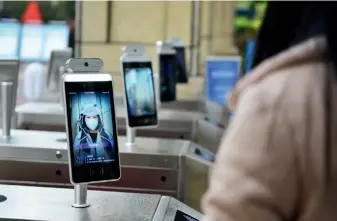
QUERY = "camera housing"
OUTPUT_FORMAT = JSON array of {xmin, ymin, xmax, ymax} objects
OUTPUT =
[
  {"xmin": 122, "ymin": 45, "xmax": 145, "ymax": 57},
  {"xmin": 65, "ymin": 58, "xmax": 103, "ymax": 73}
]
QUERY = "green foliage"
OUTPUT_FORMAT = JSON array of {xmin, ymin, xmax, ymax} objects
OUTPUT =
[{"xmin": 235, "ymin": 1, "xmax": 266, "ymax": 54}]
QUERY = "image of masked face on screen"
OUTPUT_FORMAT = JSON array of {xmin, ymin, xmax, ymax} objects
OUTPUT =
[
  {"xmin": 70, "ymin": 91, "xmax": 115, "ymax": 166},
  {"xmin": 125, "ymin": 67, "xmax": 156, "ymax": 117}
]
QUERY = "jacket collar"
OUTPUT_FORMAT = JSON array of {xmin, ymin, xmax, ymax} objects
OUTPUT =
[{"xmin": 228, "ymin": 36, "xmax": 327, "ymax": 111}]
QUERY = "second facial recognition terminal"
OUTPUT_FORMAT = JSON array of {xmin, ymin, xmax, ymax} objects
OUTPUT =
[
  {"xmin": 63, "ymin": 72, "xmax": 121, "ymax": 184},
  {"xmin": 120, "ymin": 46, "xmax": 158, "ymax": 128}
]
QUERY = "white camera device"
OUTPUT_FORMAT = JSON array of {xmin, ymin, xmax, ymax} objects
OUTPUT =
[{"xmin": 65, "ymin": 58, "xmax": 104, "ymax": 73}]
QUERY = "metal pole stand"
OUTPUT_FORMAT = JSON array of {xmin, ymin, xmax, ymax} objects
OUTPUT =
[
  {"xmin": 59, "ymin": 66, "xmax": 65, "ymax": 111},
  {"xmin": 72, "ymin": 184, "xmax": 90, "ymax": 208},
  {"xmin": 1, "ymin": 81, "xmax": 14, "ymax": 141},
  {"xmin": 125, "ymin": 126, "xmax": 136, "ymax": 148}
]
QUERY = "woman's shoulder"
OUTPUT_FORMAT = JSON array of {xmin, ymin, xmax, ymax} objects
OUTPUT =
[
  {"xmin": 243, "ymin": 61, "xmax": 328, "ymax": 107},
  {"xmin": 234, "ymin": 60, "xmax": 329, "ymax": 146}
]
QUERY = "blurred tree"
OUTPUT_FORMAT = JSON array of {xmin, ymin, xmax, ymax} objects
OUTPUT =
[
  {"xmin": 2, "ymin": 1, "xmax": 27, "ymax": 20},
  {"xmin": 38, "ymin": 1, "xmax": 54, "ymax": 22},
  {"xmin": 55, "ymin": 1, "xmax": 75, "ymax": 21},
  {"xmin": 234, "ymin": 1, "xmax": 267, "ymax": 55},
  {"xmin": 1, "ymin": 0, "xmax": 75, "ymax": 23}
]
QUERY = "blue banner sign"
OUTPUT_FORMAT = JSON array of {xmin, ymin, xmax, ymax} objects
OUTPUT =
[
  {"xmin": 0, "ymin": 22, "xmax": 21, "ymax": 59},
  {"xmin": 205, "ymin": 56, "xmax": 241, "ymax": 106}
]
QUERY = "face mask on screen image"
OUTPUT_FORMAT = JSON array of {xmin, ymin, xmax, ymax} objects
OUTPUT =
[
  {"xmin": 71, "ymin": 94, "xmax": 115, "ymax": 166},
  {"xmin": 85, "ymin": 116, "xmax": 99, "ymax": 131}
]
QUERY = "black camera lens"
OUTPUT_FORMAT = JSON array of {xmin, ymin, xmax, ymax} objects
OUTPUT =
[{"xmin": 84, "ymin": 62, "xmax": 89, "ymax": 67}]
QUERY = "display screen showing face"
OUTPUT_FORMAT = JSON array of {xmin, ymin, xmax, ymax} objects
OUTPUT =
[
  {"xmin": 65, "ymin": 81, "xmax": 120, "ymax": 183},
  {"xmin": 124, "ymin": 67, "xmax": 155, "ymax": 117},
  {"xmin": 69, "ymin": 91, "xmax": 115, "ymax": 166},
  {"xmin": 123, "ymin": 61, "xmax": 158, "ymax": 127},
  {"xmin": 159, "ymin": 54, "xmax": 177, "ymax": 102}
]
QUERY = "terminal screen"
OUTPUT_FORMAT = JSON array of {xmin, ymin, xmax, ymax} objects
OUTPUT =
[
  {"xmin": 159, "ymin": 54, "xmax": 177, "ymax": 102},
  {"xmin": 68, "ymin": 91, "xmax": 116, "ymax": 166},
  {"xmin": 123, "ymin": 62, "xmax": 156, "ymax": 118},
  {"xmin": 174, "ymin": 47, "xmax": 188, "ymax": 83},
  {"xmin": 174, "ymin": 210, "xmax": 199, "ymax": 221},
  {"xmin": 0, "ymin": 22, "xmax": 20, "ymax": 59}
]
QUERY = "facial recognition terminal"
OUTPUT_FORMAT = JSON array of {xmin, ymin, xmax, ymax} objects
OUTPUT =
[
  {"xmin": 157, "ymin": 41, "xmax": 177, "ymax": 102},
  {"xmin": 120, "ymin": 45, "xmax": 158, "ymax": 128},
  {"xmin": 62, "ymin": 66, "xmax": 121, "ymax": 184}
]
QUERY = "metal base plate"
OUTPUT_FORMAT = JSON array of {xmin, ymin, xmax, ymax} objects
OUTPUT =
[
  {"xmin": 125, "ymin": 142, "xmax": 136, "ymax": 148},
  {"xmin": 0, "ymin": 184, "xmax": 161, "ymax": 220},
  {"xmin": 71, "ymin": 203, "xmax": 90, "ymax": 208}
]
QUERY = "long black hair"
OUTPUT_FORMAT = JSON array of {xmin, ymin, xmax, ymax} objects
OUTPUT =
[
  {"xmin": 252, "ymin": 2, "xmax": 337, "ymax": 71},
  {"xmin": 252, "ymin": 2, "xmax": 337, "ymax": 186}
]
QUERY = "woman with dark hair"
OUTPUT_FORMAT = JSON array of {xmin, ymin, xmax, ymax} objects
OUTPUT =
[{"xmin": 202, "ymin": 2, "xmax": 337, "ymax": 221}]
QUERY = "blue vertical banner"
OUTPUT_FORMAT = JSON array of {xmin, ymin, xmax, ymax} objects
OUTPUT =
[
  {"xmin": 205, "ymin": 56, "xmax": 241, "ymax": 106},
  {"xmin": 244, "ymin": 39, "xmax": 255, "ymax": 74}
]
